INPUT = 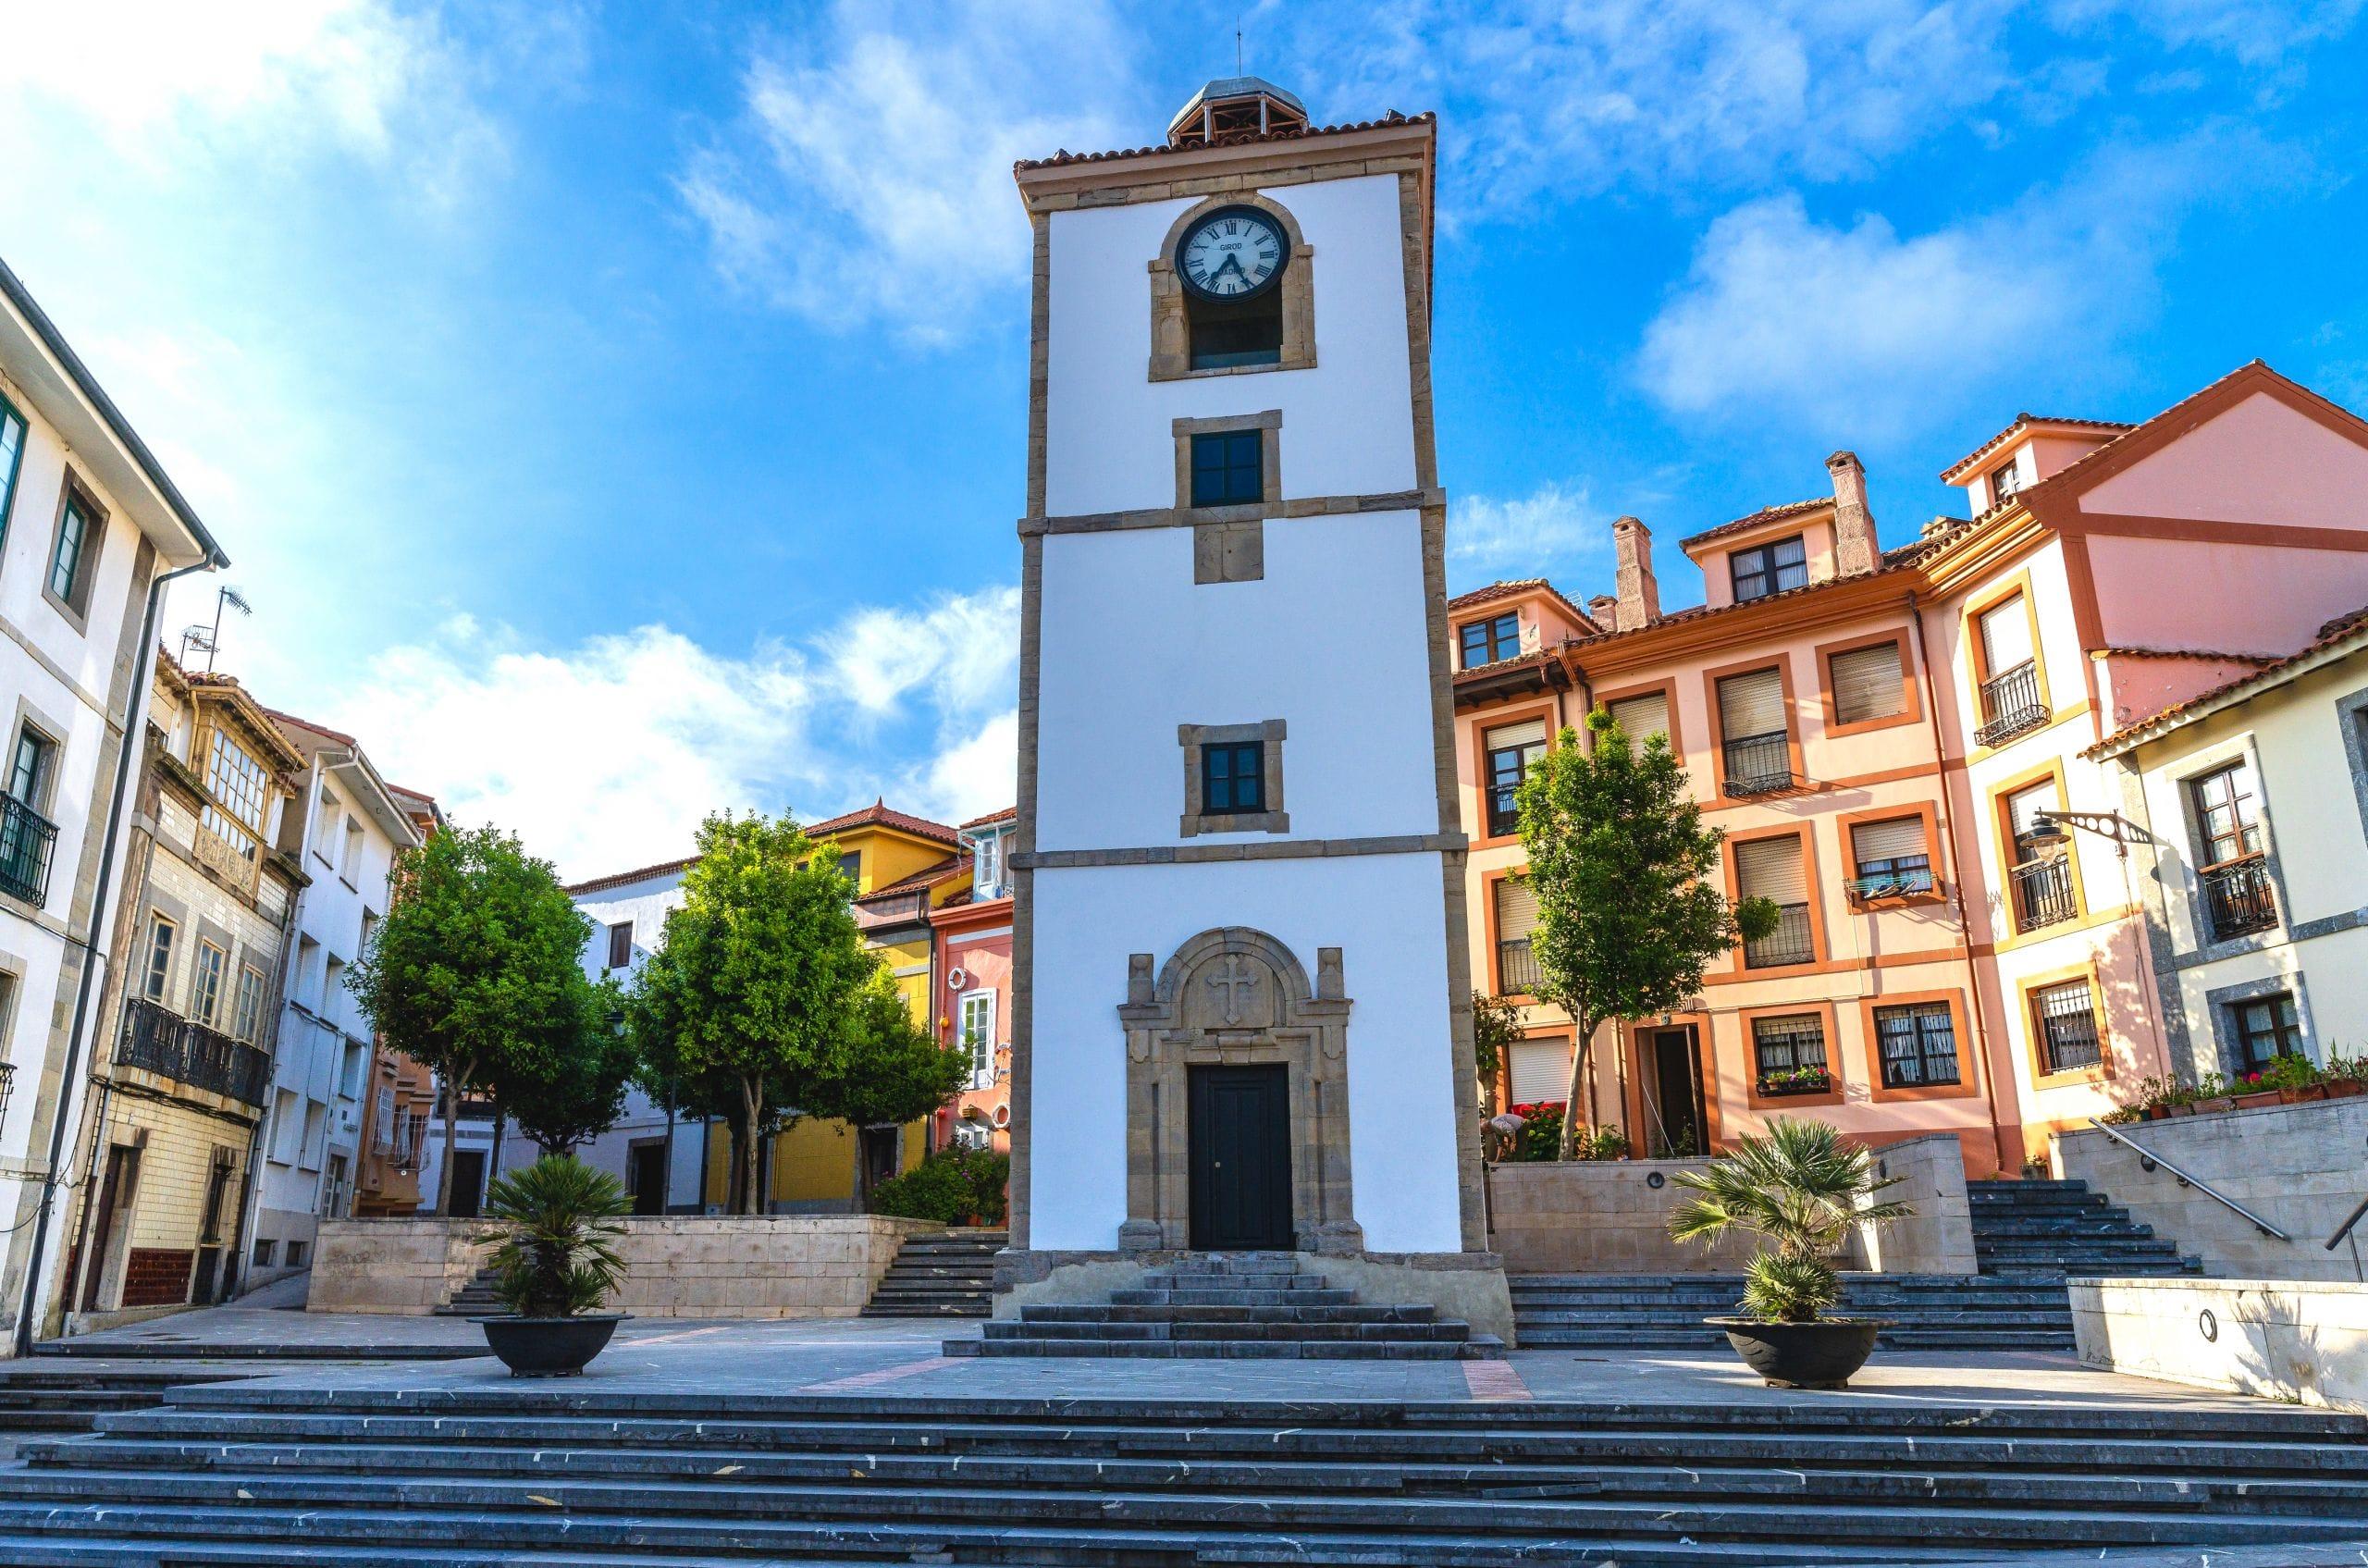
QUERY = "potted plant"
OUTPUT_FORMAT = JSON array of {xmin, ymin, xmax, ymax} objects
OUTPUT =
[
  {"xmin": 2263, "ymin": 1053, "xmax": 2325, "ymax": 1105},
  {"xmin": 472, "ymin": 1154, "xmax": 632, "ymax": 1377},
  {"xmin": 2125, "ymin": 1075, "xmax": 2177, "ymax": 1122},
  {"xmin": 1757, "ymin": 1064, "xmax": 1833, "ymax": 1099},
  {"xmin": 2229, "ymin": 1069, "xmax": 2282, "ymax": 1110},
  {"xmin": 1668, "ymin": 1117, "xmax": 1910, "ymax": 1389},
  {"xmin": 2190, "ymin": 1072, "xmax": 2235, "ymax": 1116},
  {"xmin": 2324, "ymin": 1054, "xmax": 2366, "ymax": 1100}
]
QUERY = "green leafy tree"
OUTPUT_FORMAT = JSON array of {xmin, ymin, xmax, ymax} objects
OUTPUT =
[
  {"xmin": 348, "ymin": 823, "xmax": 600, "ymax": 1214},
  {"xmin": 803, "ymin": 969, "xmax": 972, "ymax": 1211},
  {"xmin": 476, "ymin": 1154, "xmax": 630, "ymax": 1318},
  {"xmin": 1668, "ymin": 1117, "xmax": 1911, "ymax": 1321},
  {"xmin": 499, "ymin": 991, "xmax": 633, "ymax": 1157},
  {"xmin": 1471, "ymin": 990, "xmax": 1523, "ymax": 1109},
  {"xmin": 1516, "ymin": 709, "xmax": 1779, "ymax": 1159},
  {"xmin": 621, "ymin": 812, "xmax": 875, "ymax": 1215}
]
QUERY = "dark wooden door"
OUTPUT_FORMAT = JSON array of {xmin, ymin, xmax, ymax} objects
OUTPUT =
[
  {"xmin": 628, "ymin": 1143, "xmax": 668, "ymax": 1216},
  {"xmin": 1188, "ymin": 1064, "xmax": 1292, "ymax": 1251},
  {"xmin": 447, "ymin": 1151, "xmax": 486, "ymax": 1219},
  {"xmin": 1644, "ymin": 1028, "xmax": 1707, "ymax": 1158}
]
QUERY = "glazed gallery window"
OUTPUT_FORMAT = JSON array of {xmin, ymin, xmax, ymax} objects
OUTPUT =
[
  {"xmin": 203, "ymin": 731, "xmax": 269, "ymax": 859},
  {"xmin": 1190, "ymin": 430, "xmax": 1263, "ymax": 507},
  {"xmin": 1874, "ymin": 1003, "xmax": 1960, "ymax": 1088},
  {"xmin": 190, "ymin": 941, "xmax": 228, "ymax": 1027},
  {"xmin": 1730, "ymin": 536, "xmax": 1807, "ymax": 603},
  {"xmin": 958, "ymin": 989, "xmax": 997, "ymax": 1086},
  {"xmin": 1459, "ymin": 612, "xmax": 1521, "ymax": 669},
  {"xmin": 2231, "ymin": 992, "xmax": 2302, "ymax": 1074},
  {"xmin": 1830, "ymin": 641, "xmax": 1906, "ymax": 726},
  {"xmin": 1201, "ymin": 741, "xmax": 1265, "ymax": 815},
  {"xmin": 1483, "ymin": 718, "xmax": 1548, "ymax": 838},
  {"xmin": 2031, "ymin": 979, "xmax": 2103, "ymax": 1075},
  {"xmin": 973, "ymin": 831, "xmax": 1002, "ymax": 895}
]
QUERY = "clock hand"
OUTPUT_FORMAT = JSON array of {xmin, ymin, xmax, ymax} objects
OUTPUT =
[{"xmin": 1210, "ymin": 253, "xmax": 1248, "ymax": 281}]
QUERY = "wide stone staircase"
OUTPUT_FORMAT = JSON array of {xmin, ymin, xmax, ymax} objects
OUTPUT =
[
  {"xmin": 0, "ymin": 1364, "xmax": 243, "ymax": 1436},
  {"xmin": 1514, "ymin": 1175, "xmax": 2200, "ymax": 1352},
  {"xmin": 950, "ymin": 1252, "xmax": 1503, "ymax": 1359},
  {"xmin": 860, "ymin": 1228, "xmax": 1005, "ymax": 1318},
  {"xmin": 432, "ymin": 1263, "xmax": 504, "ymax": 1317},
  {"xmin": 5, "ymin": 1380, "xmax": 2368, "ymax": 1563}
]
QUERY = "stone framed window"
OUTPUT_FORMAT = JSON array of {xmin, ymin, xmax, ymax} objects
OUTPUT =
[
  {"xmin": 1149, "ymin": 193, "xmax": 1315, "ymax": 383},
  {"xmin": 1173, "ymin": 411, "xmax": 1281, "ymax": 584},
  {"xmin": 1178, "ymin": 719, "xmax": 1288, "ymax": 836}
]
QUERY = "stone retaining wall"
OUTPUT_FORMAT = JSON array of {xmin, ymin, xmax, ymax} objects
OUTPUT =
[
  {"xmin": 2072, "ymin": 1277, "xmax": 2368, "ymax": 1413},
  {"xmin": 2054, "ymin": 1097, "xmax": 2368, "ymax": 1282},
  {"xmin": 310, "ymin": 1216, "xmax": 937, "ymax": 1317}
]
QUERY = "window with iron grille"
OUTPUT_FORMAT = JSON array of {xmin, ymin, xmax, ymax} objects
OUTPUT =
[
  {"xmin": 2231, "ymin": 993, "xmax": 2301, "ymax": 1074},
  {"xmin": 1735, "ymin": 835, "xmax": 1813, "ymax": 968},
  {"xmin": 1731, "ymin": 536, "xmax": 1807, "ymax": 603},
  {"xmin": 1460, "ymin": 612, "xmax": 1521, "ymax": 669},
  {"xmin": 1190, "ymin": 430, "xmax": 1263, "ymax": 507},
  {"xmin": 1752, "ymin": 1014, "xmax": 1828, "ymax": 1084},
  {"xmin": 2032, "ymin": 979, "xmax": 2103, "ymax": 1074},
  {"xmin": 1874, "ymin": 1003, "xmax": 1960, "ymax": 1088},
  {"xmin": 1483, "ymin": 719, "xmax": 1548, "ymax": 837},
  {"xmin": 1494, "ymin": 876, "xmax": 1541, "ymax": 995},
  {"xmin": 7, "ymin": 725, "xmax": 53, "ymax": 811},
  {"xmin": 1201, "ymin": 742, "xmax": 1264, "ymax": 814},
  {"xmin": 2189, "ymin": 762, "xmax": 2262, "ymax": 865}
]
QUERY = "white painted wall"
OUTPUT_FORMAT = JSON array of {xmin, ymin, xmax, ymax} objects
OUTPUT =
[
  {"xmin": 1029, "ymin": 855, "xmax": 1462, "ymax": 1253},
  {"xmin": 1034, "ymin": 512, "xmax": 1439, "ymax": 850},
  {"xmin": 1043, "ymin": 174, "xmax": 1416, "ymax": 517}
]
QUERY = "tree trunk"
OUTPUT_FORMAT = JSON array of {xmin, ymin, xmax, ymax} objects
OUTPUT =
[
  {"xmin": 1557, "ymin": 1015, "xmax": 1593, "ymax": 1161},
  {"xmin": 435, "ymin": 1060, "xmax": 472, "ymax": 1215},
  {"xmin": 739, "ymin": 1079, "xmax": 763, "ymax": 1216}
]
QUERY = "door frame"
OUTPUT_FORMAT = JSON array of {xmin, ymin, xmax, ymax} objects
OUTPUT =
[{"xmin": 1626, "ymin": 1018, "xmax": 1720, "ymax": 1157}]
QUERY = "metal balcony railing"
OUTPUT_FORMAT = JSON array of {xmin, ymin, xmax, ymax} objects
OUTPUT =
[
  {"xmin": 1975, "ymin": 661, "xmax": 2048, "ymax": 747},
  {"xmin": 1720, "ymin": 731, "xmax": 1794, "ymax": 796},
  {"xmin": 1497, "ymin": 937, "xmax": 1542, "ymax": 994},
  {"xmin": 2009, "ymin": 855, "xmax": 2078, "ymax": 932},
  {"xmin": 0, "ymin": 792, "xmax": 59, "ymax": 906},
  {"xmin": 2200, "ymin": 854, "xmax": 2276, "ymax": 942},
  {"xmin": 1744, "ymin": 903, "xmax": 1814, "ymax": 969},
  {"xmin": 1848, "ymin": 864, "xmax": 1935, "ymax": 901},
  {"xmin": 117, "ymin": 996, "xmax": 273, "ymax": 1106}
]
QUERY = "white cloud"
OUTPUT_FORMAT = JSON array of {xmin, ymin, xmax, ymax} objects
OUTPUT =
[
  {"xmin": 681, "ymin": 0, "xmax": 1141, "ymax": 340},
  {"xmin": 330, "ymin": 589, "xmax": 1019, "ymax": 881},
  {"xmin": 1450, "ymin": 484, "xmax": 1609, "ymax": 585},
  {"xmin": 1636, "ymin": 127, "xmax": 2296, "ymax": 429}
]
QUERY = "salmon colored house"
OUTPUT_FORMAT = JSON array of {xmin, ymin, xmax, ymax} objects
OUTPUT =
[
  {"xmin": 1457, "ymin": 362, "xmax": 2368, "ymax": 1175},
  {"xmin": 929, "ymin": 807, "xmax": 1018, "ymax": 1153}
]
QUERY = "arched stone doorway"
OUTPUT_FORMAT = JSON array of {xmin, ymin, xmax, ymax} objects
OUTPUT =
[{"xmin": 1116, "ymin": 927, "xmax": 1360, "ymax": 1254}]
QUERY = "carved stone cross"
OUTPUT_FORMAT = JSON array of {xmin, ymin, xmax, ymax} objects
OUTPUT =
[{"xmin": 1204, "ymin": 955, "xmax": 1260, "ymax": 1026}]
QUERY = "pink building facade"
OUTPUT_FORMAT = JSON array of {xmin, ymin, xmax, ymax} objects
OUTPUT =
[{"xmin": 1458, "ymin": 363, "xmax": 2368, "ymax": 1173}]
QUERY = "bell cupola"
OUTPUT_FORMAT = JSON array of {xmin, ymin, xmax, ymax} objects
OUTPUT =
[{"xmin": 1166, "ymin": 77, "xmax": 1308, "ymax": 147}]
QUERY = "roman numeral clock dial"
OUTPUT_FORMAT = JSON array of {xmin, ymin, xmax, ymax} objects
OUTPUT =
[{"xmin": 1176, "ymin": 206, "xmax": 1289, "ymax": 301}]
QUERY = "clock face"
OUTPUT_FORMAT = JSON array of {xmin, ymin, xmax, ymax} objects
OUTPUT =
[{"xmin": 1177, "ymin": 207, "xmax": 1289, "ymax": 301}]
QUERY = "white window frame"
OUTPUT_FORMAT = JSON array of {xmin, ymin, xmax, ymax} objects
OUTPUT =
[{"xmin": 957, "ymin": 989, "xmax": 997, "ymax": 1089}]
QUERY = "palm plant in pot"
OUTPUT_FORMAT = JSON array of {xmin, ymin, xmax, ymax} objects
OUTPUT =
[
  {"xmin": 1668, "ymin": 1117, "xmax": 1912, "ymax": 1389},
  {"xmin": 472, "ymin": 1154, "xmax": 632, "ymax": 1377}
]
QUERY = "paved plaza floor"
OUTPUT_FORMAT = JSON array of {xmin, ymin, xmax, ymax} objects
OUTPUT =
[{"xmin": 43, "ymin": 1304, "xmax": 2281, "ymax": 1415}]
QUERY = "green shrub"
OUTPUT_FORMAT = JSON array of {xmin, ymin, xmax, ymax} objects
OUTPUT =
[{"xmin": 871, "ymin": 1144, "xmax": 1010, "ymax": 1225}]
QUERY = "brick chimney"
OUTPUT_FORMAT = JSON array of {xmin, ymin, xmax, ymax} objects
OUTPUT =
[
  {"xmin": 1612, "ymin": 516, "xmax": 1659, "ymax": 631},
  {"xmin": 1827, "ymin": 451, "xmax": 1880, "ymax": 577},
  {"xmin": 1586, "ymin": 594, "xmax": 1619, "ymax": 633}
]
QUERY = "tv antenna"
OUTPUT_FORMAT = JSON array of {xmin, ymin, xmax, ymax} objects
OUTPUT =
[{"xmin": 179, "ymin": 585, "xmax": 252, "ymax": 672}]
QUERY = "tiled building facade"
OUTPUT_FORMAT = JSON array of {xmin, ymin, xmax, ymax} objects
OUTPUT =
[{"xmin": 1458, "ymin": 363, "xmax": 2368, "ymax": 1174}]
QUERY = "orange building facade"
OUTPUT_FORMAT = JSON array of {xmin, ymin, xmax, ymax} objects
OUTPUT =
[{"xmin": 1458, "ymin": 363, "xmax": 2368, "ymax": 1175}]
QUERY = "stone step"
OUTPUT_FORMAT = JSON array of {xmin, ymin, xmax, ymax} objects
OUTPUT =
[
  {"xmin": 947, "ymin": 1337, "xmax": 1500, "ymax": 1359},
  {"xmin": 1019, "ymin": 1303, "xmax": 1444, "ymax": 1325},
  {"xmin": 1521, "ymin": 1328, "xmax": 2075, "ymax": 1351},
  {"xmin": 1515, "ymin": 1309, "xmax": 2072, "ymax": 1329},
  {"xmin": 1111, "ymin": 1287, "xmax": 1358, "ymax": 1306},
  {"xmin": 979, "ymin": 1319, "xmax": 1470, "ymax": 1343}
]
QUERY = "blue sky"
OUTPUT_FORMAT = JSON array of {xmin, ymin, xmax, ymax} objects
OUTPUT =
[{"xmin": 2, "ymin": 0, "xmax": 2362, "ymax": 877}]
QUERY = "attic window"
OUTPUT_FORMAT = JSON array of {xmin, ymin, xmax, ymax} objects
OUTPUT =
[
  {"xmin": 1989, "ymin": 459, "xmax": 2022, "ymax": 503},
  {"xmin": 1731, "ymin": 536, "xmax": 1807, "ymax": 603}
]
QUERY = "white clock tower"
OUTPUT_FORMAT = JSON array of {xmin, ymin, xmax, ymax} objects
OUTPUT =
[{"xmin": 1003, "ymin": 80, "xmax": 1501, "ymax": 1322}]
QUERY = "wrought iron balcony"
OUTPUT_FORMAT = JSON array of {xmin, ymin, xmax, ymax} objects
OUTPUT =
[
  {"xmin": 1497, "ymin": 937, "xmax": 1542, "ymax": 995},
  {"xmin": 1744, "ymin": 903, "xmax": 1815, "ymax": 969},
  {"xmin": 117, "ymin": 996, "xmax": 272, "ymax": 1106},
  {"xmin": 2009, "ymin": 855, "xmax": 2078, "ymax": 933},
  {"xmin": 1720, "ymin": 731, "xmax": 1794, "ymax": 796},
  {"xmin": 0, "ymin": 792, "xmax": 59, "ymax": 906},
  {"xmin": 1974, "ymin": 661, "xmax": 2048, "ymax": 747},
  {"xmin": 2200, "ymin": 854, "xmax": 2276, "ymax": 941}
]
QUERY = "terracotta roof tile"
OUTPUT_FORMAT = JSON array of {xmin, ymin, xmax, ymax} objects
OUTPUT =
[
  {"xmin": 958, "ymin": 806, "xmax": 1019, "ymax": 830},
  {"xmin": 804, "ymin": 799, "xmax": 961, "ymax": 848},
  {"xmin": 1678, "ymin": 497, "xmax": 1828, "ymax": 550},
  {"xmin": 1939, "ymin": 413, "xmax": 2135, "ymax": 483},
  {"xmin": 2088, "ymin": 603, "xmax": 2368, "ymax": 756},
  {"xmin": 858, "ymin": 854, "xmax": 968, "ymax": 901},
  {"xmin": 1446, "ymin": 578, "xmax": 1602, "ymax": 632},
  {"xmin": 565, "ymin": 857, "xmax": 696, "ymax": 896},
  {"xmin": 1561, "ymin": 561, "xmax": 1918, "ymax": 650},
  {"xmin": 1014, "ymin": 110, "xmax": 1431, "ymax": 172}
]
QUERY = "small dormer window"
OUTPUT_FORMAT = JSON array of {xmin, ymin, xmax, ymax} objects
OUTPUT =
[
  {"xmin": 1459, "ymin": 612, "xmax": 1521, "ymax": 668},
  {"xmin": 1989, "ymin": 458, "xmax": 2022, "ymax": 504},
  {"xmin": 1731, "ymin": 536, "xmax": 1807, "ymax": 603},
  {"xmin": 974, "ymin": 832, "xmax": 1002, "ymax": 896}
]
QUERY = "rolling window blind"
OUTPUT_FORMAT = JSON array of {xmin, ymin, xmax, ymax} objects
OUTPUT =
[
  {"xmin": 1852, "ymin": 817, "xmax": 1926, "ymax": 865},
  {"xmin": 1494, "ymin": 877, "xmax": 1539, "ymax": 941},
  {"xmin": 1486, "ymin": 718, "xmax": 1549, "ymax": 753},
  {"xmin": 1734, "ymin": 836, "xmax": 1807, "ymax": 906},
  {"xmin": 1979, "ymin": 598, "xmax": 2033, "ymax": 674},
  {"xmin": 1831, "ymin": 643, "xmax": 1906, "ymax": 725},
  {"xmin": 1607, "ymin": 691, "xmax": 1670, "ymax": 745},
  {"xmin": 1718, "ymin": 667, "xmax": 1786, "ymax": 739},
  {"xmin": 2004, "ymin": 783, "xmax": 2055, "ymax": 842},
  {"xmin": 1509, "ymin": 1039, "xmax": 1571, "ymax": 1105}
]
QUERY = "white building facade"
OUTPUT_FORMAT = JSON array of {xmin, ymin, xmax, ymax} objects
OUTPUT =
[
  {"xmin": 1006, "ymin": 86, "xmax": 1492, "ymax": 1308},
  {"xmin": 0, "ymin": 258, "xmax": 225, "ymax": 1352},
  {"xmin": 243, "ymin": 712, "xmax": 419, "ymax": 1286}
]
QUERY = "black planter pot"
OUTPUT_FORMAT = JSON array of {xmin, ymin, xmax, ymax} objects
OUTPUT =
[
  {"xmin": 1708, "ymin": 1317, "xmax": 1886, "ymax": 1389},
  {"xmin": 473, "ymin": 1314, "xmax": 628, "ymax": 1377}
]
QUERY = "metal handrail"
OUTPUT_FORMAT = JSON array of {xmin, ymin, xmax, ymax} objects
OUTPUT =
[
  {"xmin": 2327, "ymin": 1192, "xmax": 2368, "ymax": 1253},
  {"xmin": 2085, "ymin": 1117, "xmax": 2289, "ymax": 1240}
]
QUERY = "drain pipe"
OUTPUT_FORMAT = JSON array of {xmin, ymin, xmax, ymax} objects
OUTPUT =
[{"xmin": 14, "ymin": 552, "xmax": 219, "ymax": 1356}]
